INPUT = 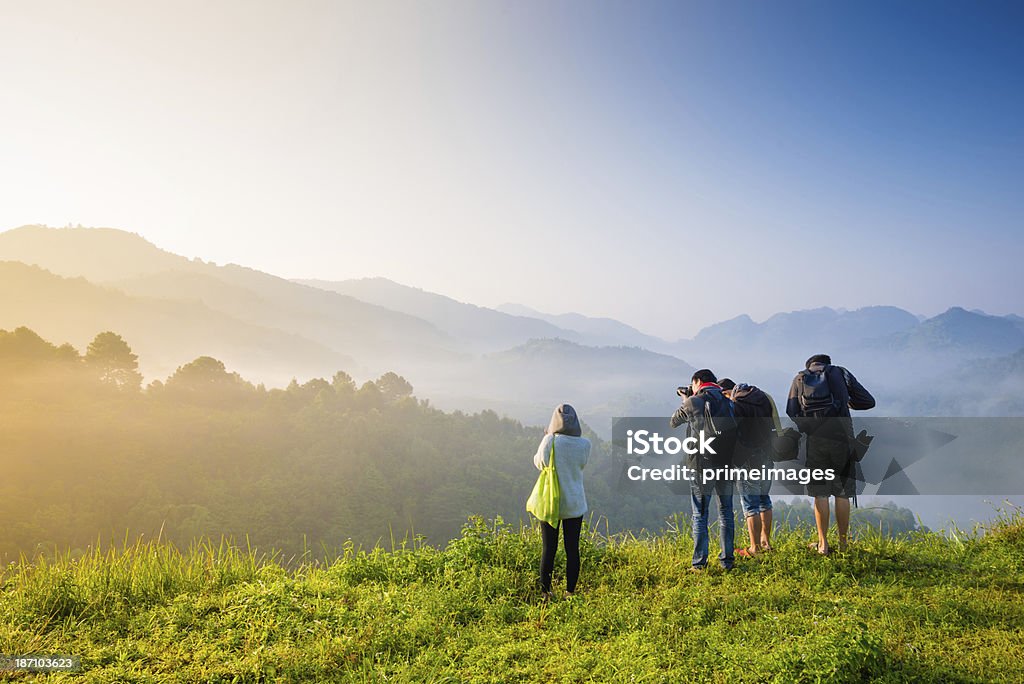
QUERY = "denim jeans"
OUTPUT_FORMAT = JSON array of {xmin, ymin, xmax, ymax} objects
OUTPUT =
[
  {"xmin": 737, "ymin": 447, "xmax": 772, "ymax": 518},
  {"xmin": 741, "ymin": 494, "xmax": 773, "ymax": 518},
  {"xmin": 690, "ymin": 478, "xmax": 734, "ymax": 569},
  {"xmin": 741, "ymin": 448, "xmax": 770, "ymax": 497}
]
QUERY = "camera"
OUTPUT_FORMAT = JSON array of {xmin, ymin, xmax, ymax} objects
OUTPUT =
[
  {"xmin": 677, "ymin": 386, "xmax": 693, "ymax": 398},
  {"xmin": 771, "ymin": 427, "xmax": 802, "ymax": 461}
]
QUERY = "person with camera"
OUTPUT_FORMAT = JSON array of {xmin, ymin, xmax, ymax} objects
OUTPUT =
[
  {"xmin": 670, "ymin": 369, "xmax": 736, "ymax": 571},
  {"xmin": 786, "ymin": 354, "xmax": 875, "ymax": 555}
]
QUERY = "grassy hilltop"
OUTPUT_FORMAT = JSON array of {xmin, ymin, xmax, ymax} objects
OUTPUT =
[{"xmin": 2, "ymin": 512, "xmax": 1023, "ymax": 683}]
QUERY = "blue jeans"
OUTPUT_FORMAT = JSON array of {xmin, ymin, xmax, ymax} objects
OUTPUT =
[
  {"xmin": 739, "ymin": 447, "xmax": 772, "ymax": 518},
  {"xmin": 690, "ymin": 479, "xmax": 734, "ymax": 569},
  {"xmin": 741, "ymin": 494, "xmax": 773, "ymax": 518}
]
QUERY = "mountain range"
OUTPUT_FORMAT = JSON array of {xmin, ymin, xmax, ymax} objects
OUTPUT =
[
  {"xmin": 2, "ymin": 224, "xmax": 1022, "ymax": 431},
  {"xmin": 297, "ymin": 277, "xmax": 581, "ymax": 353}
]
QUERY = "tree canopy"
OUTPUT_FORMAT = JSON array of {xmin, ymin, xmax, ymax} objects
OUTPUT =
[
  {"xmin": 86, "ymin": 331, "xmax": 142, "ymax": 391},
  {"xmin": 0, "ymin": 326, "xmax": 925, "ymax": 562}
]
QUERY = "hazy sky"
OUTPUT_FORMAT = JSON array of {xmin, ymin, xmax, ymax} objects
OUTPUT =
[{"xmin": 2, "ymin": 1, "xmax": 1022, "ymax": 337}]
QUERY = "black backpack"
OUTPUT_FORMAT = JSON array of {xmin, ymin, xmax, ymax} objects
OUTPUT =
[
  {"xmin": 701, "ymin": 389, "xmax": 738, "ymax": 437},
  {"xmin": 699, "ymin": 389, "xmax": 739, "ymax": 465},
  {"xmin": 796, "ymin": 365, "xmax": 838, "ymax": 417},
  {"xmin": 732, "ymin": 385, "xmax": 774, "ymax": 448}
]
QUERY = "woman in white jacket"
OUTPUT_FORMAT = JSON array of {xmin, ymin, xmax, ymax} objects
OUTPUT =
[{"xmin": 533, "ymin": 403, "xmax": 590, "ymax": 598}]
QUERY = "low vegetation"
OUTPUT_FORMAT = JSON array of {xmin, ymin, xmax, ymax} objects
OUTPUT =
[{"xmin": 2, "ymin": 509, "xmax": 1022, "ymax": 682}]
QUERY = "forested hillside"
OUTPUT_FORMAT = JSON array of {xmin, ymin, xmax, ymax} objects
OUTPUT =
[
  {"xmin": 0, "ymin": 327, "xmax": 924, "ymax": 563},
  {"xmin": 0, "ymin": 326, "xmax": 687, "ymax": 561}
]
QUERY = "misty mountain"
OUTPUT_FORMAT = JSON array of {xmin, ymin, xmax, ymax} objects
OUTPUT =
[
  {"xmin": 881, "ymin": 307, "xmax": 1024, "ymax": 358},
  {"xmin": 0, "ymin": 225, "xmax": 193, "ymax": 281},
  {"xmin": 886, "ymin": 346, "xmax": 1024, "ymax": 417},
  {"xmin": 420, "ymin": 338, "xmax": 694, "ymax": 435},
  {"xmin": 297, "ymin": 277, "xmax": 581, "ymax": 352},
  {"xmin": 0, "ymin": 226, "xmax": 695, "ymax": 432},
  {"xmin": 0, "ymin": 226, "xmax": 459, "ymax": 377},
  {"xmin": 115, "ymin": 266, "xmax": 459, "ymax": 369},
  {"xmin": 686, "ymin": 314, "xmax": 761, "ymax": 348},
  {"xmin": 852, "ymin": 307, "xmax": 1024, "ymax": 405},
  {"xmin": 484, "ymin": 337, "xmax": 692, "ymax": 393},
  {"xmin": 6, "ymin": 225, "xmax": 1023, "ymax": 432},
  {"xmin": 664, "ymin": 307, "xmax": 921, "ymax": 401},
  {"xmin": 672, "ymin": 306, "xmax": 1024, "ymax": 409},
  {"xmin": 496, "ymin": 302, "xmax": 670, "ymax": 351},
  {"xmin": 685, "ymin": 306, "xmax": 920, "ymax": 354},
  {"xmin": 0, "ymin": 261, "xmax": 347, "ymax": 383}
]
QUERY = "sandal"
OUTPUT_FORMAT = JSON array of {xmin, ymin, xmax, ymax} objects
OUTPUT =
[
  {"xmin": 807, "ymin": 542, "xmax": 830, "ymax": 556},
  {"xmin": 735, "ymin": 548, "xmax": 757, "ymax": 558}
]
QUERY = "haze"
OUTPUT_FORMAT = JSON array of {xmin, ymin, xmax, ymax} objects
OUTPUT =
[{"xmin": 2, "ymin": 1, "xmax": 1023, "ymax": 337}]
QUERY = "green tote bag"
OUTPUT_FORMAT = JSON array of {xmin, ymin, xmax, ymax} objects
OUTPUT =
[{"xmin": 527, "ymin": 436, "xmax": 561, "ymax": 527}]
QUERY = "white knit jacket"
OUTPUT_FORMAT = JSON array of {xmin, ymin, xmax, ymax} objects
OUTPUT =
[{"xmin": 532, "ymin": 433, "xmax": 590, "ymax": 519}]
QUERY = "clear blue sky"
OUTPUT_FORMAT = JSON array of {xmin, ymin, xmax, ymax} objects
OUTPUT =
[{"xmin": 1, "ymin": 1, "xmax": 1021, "ymax": 336}]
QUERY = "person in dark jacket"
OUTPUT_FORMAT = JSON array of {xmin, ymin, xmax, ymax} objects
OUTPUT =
[
  {"xmin": 786, "ymin": 354, "xmax": 875, "ymax": 554},
  {"xmin": 721, "ymin": 379, "xmax": 781, "ymax": 556},
  {"xmin": 670, "ymin": 369, "xmax": 735, "ymax": 571}
]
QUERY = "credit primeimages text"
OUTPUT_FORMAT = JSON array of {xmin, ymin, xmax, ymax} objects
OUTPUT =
[{"xmin": 624, "ymin": 429, "xmax": 836, "ymax": 486}]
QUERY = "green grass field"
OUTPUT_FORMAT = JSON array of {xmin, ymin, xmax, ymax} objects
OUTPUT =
[{"xmin": 2, "ymin": 510, "xmax": 1023, "ymax": 683}]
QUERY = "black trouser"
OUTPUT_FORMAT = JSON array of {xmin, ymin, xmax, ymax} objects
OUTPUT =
[{"xmin": 539, "ymin": 516, "xmax": 583, "ymax": 593}]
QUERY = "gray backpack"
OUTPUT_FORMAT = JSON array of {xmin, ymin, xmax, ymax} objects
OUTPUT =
[{"xmin": 796, "ymin": 366, "xmax": 837, "ymax": 417}]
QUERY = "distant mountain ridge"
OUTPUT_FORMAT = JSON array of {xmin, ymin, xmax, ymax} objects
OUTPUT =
[
  {"xmin": 421, "ymin": 337, "xmax": 694, "ymax": 432},
  {"xmin": 0, "ymin": 226, "xmax": 697, "ymax": 433},
  {"xmin": 0, "ymin": 225, "xmax": 458, "ymax": 377},
  {"xmin": 3, "ymin": 224, "xmax": 1022, "ymax": 429},
  {"xmin": 0, "ymin": 225, "xmax": 193, "ymax": 281},
  {"xmin": 495, "ymin": 302, "xmax": 670, "ymax": 351},
  {"xmin": 296, "ymin": 277, "xmax": 582, "ymax": 352},
  {"xmin": 882, "ymin": 306, "xmax": 1024, "ymax": 357},
  {"xmin": 686, "ymin": 306, "xmax": 921, "ymax": 351},
  {"xmin": 0, "ymin": 261, "xmax": 348, "ymax": 382},
  {"xmin": 674, "ymin": 305, "xmax": 1024, "ymax": 405}
]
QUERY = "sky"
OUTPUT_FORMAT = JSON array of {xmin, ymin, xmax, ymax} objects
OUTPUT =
[{"xmin": 2, "ymin": 0, "xmax": 1022, "ymax": 338}]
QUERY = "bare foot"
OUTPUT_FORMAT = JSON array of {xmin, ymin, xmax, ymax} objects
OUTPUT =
[{"xmin": 808, "ymin": 542, "xmax": 830, "ymax": 556}]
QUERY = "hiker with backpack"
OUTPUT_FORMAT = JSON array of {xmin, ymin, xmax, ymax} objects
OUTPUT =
[
  {"xmin": 720, "ymin": 378, "xmax": 782, "ymax": 557},
  {"xmin": 530, "ymin": 404, "xmax": 591, "ymax": 599},
  {"xmin": 786, "ymin": 354, "xmax": 875, "ymax": 555},
  {"xmin": 670, "ymin": 369, "xmax": 737, "ymax": 571}
]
